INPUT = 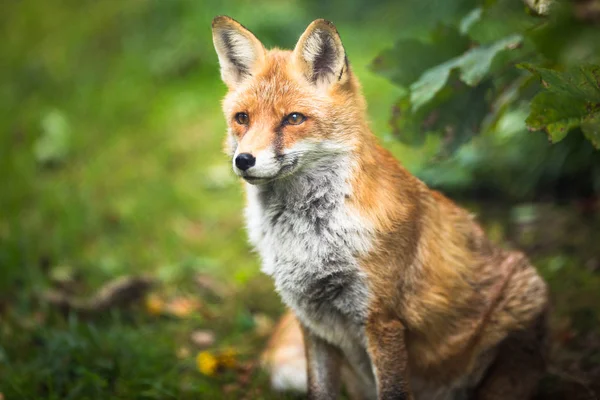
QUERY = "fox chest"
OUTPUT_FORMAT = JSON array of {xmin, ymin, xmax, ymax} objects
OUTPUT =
[{"xmin": 244, "ymin": 182, "xmax": 373, "ymax": 348}]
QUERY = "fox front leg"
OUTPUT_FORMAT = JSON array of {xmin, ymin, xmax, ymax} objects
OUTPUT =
[
  {"xmin": 366, "ymin": 312, "xmax": 414, "ymax": 400},
  {"xmin": 301, "ymin": 324, "xmax": 343, "ymax": 400}
]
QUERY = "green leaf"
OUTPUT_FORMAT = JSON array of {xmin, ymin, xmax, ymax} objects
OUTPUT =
[
  {"xmin": 466, "ymin": 0, "xmax": 539, "ymax": 44},
  {"xmin": 481, "ymin": 74, "xmax": 530, "ymax": 135},
  {"xmin": 528, "ymin": 2, "xmax": 600, "ymax": 66},
  {"xmin": 581, "ymin": 112, "xmax": 600, "ymax": 149},
  {"xmin": 519, "ymin": 64, "xmax": 600, "ymax": 102},
  {"xmin": 370, "ymin": 25, "xmax": 470, "ymax": 89},
  {"xmin": 392, "ymin": 81, "xmax": 491, "ymax": 153},
  {"xmin": 521, "ymin": 64, "xmax": 600, "ymax": 146},
  {"xmin": 458, "ymin": 34, "xmax": 522, "ymax": 86},
  {"xmin": 525, "ymin": 92, "xmax": 589, "ymax": 143},
  {"xmin": 459, "ymin": 7, "xmax": 482, "ymax": 35},
  {"xmin": 410, "ymin": 34, "xmax": 523, "ymax": 110},
  {"xmin": 410, "ymin": 59, "xmax": 460, "ymax": 111},
  {"xmin": 434, "ymin": 81, "xmax": 493, "ymax": 153}
]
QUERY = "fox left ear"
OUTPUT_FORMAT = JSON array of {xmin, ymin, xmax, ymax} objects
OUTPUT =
[
  {"xmin": 293, "ymin": 19, "xmax": 348, "ymax": 87},
  {"xmin": 212, "ymin": 16, "xmax": 266, "ymax": 87}
]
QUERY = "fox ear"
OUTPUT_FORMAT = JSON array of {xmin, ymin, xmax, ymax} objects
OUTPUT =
[
  {"xmin": 212, "ymin": 16, "xmax": 266, "ymax": 87},
  {"xmin": 293, "ymin": 19, "xmax": 348, "ymax": 87}
]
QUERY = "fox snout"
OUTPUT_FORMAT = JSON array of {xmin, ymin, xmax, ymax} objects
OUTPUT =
[
  {"xmin": 234, "ymin": 153, "xmax": 255, "ymax": 171},
  {"xmin": 232, "ymin": 146, "xmax": 292, "ymax": 184}
]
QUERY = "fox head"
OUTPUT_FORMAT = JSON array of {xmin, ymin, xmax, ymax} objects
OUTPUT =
[{"xmin": 212, "ymin": 16, "xmax": 367, "ymax": 184}]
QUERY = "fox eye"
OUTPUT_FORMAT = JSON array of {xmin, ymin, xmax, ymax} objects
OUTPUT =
[
  {"xmin": 284, "ymin": 112, "xmax": 306, "ymax": 126},
  {"xmin": 235, "ymin": 112, "xmax": 249, "ymax": 125}
]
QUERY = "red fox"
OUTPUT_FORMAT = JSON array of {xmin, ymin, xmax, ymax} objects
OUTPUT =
[{"xmin": 212, "ymin": 16, "xmax": 549, "ymax": 400}]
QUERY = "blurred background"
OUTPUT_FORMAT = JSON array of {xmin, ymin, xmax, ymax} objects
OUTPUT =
[{"xmin": 1, "ymin": 0, "xmax": 599, "ymax": 398}]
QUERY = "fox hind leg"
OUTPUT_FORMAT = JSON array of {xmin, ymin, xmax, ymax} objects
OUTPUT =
[{"xmin": 474, "ymin": 311, "xmax": 548, "ymax": 400}]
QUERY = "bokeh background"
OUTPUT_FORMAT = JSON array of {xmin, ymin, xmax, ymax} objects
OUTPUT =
[{"xmin": 1, "ymin": 0, "xmax": 599, "ymax": 399}]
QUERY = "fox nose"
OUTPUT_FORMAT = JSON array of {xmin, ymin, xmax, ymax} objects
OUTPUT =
[{"xmin": 235, "ymin": 153, "xmax": 256, "ymax": 171}]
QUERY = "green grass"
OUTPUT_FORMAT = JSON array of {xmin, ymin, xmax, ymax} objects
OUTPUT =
[
  {"xmin": 0, "ymin": 1, "xmax": 403, "ymax": 398},
  {"xmin": 2, "ymin": 1, "xmax": 599, "ymax": 399}
]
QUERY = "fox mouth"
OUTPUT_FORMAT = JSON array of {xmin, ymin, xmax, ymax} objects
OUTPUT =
[
  {"xmin": 242, "ymin": 175, "xmax": 264, "ymax": 182},
  {"xmin": 239, "ymin": 157, "xmax": 299, "ymax": 184},
  {"xmin": 240, "ymin": 173, "xmax": 275, "ymax": 185}
]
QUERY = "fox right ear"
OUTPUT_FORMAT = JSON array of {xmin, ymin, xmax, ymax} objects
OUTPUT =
[
  {"xmin": 212, "ymin": 16, "xmax": 266, "ymax": 87},
  {"xmin": 293, "ymin": 19, "xmax": 348, "ymax": 88}
]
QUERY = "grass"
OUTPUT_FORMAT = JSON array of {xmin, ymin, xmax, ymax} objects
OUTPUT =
[
  {"xmin": 0, "ymin": 1, "xmax": 403, "ymax": 398},
  {"xmin": 1, "ymin": 1, "xmax": 599, "ymax": 399}
]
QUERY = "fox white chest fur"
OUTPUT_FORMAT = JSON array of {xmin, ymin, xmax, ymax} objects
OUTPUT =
[{"xmin": 245, "ymin": 156, "xmax": 376, "ymax": 385}]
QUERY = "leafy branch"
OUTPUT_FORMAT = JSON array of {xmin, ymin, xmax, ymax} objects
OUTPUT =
[{"xmin": 371, "ymin": 0, "xmax": 600, "ymax": 153}]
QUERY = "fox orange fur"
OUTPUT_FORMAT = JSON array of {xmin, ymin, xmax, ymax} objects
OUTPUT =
[{"xmin": 212, "ymin": 16, "xmax": 549, "ymax": 400}]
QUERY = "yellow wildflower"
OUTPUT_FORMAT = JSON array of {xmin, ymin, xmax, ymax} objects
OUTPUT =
[{"xmin": 196, "ymin": 351, "xmax": 218, "ymax": 376}]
